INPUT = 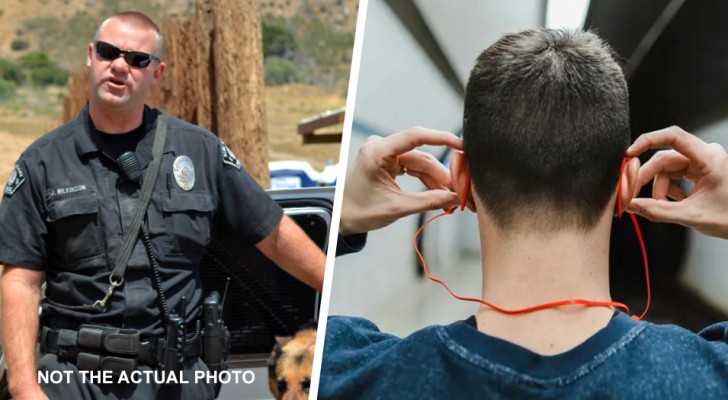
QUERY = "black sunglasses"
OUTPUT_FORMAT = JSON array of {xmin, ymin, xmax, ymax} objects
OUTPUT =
[{"xmin": 94, "ymin": 40, "xmax": 160, "ymax": 68}]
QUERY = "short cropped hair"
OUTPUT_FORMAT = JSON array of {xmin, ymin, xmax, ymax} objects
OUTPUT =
[
  {"xmin": 463, "ymin": 28, "xmax": 629, "ymax": 233},
  {"xmin": 94, "ymin": 11, "xmax": 164, "ymax": 59}
]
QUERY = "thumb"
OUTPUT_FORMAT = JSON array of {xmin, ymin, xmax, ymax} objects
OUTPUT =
[
  {"xmin": 627, "ymin": 198, "xmax": 689, "ymax": 226},
  {"xmin": 397, "ymin": 190, "xmax": 460, "ymax": 217}
]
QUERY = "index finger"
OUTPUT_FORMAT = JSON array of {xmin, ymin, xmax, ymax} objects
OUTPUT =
[
  {"xmin": 627, "ymin": 126, "xmax": 709, "ymax": 170},
  {"xmin": 380, "ymin": 126, "xmax": 463, "ymax": 157}
]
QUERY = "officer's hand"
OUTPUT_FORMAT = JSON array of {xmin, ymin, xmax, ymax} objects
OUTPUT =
[
  {"xmin": 339, "ymin": 127, "xmax": 462, "ymax": 235},
  {"xmin": 626, "ymin": 126, "xmax": 728, "ymax": 239}
]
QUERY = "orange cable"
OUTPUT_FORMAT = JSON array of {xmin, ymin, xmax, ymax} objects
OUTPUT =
[{"xmin": 414, "ymin": 156, "xmax": 650, "ymax": 319}]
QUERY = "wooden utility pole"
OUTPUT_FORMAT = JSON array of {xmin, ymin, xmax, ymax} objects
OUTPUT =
[{"xmin": 199, "ymin": 0, "xmax": 269, "ymax": 186}]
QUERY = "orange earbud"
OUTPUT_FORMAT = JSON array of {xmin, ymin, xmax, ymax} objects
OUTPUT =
[
  {"xmin": 460, "ymin": 174, "xmax": 471, "ymax": 211},
  {"xmin": 615, "ymin": 157, "xmax": 629, "ymax": 217}
]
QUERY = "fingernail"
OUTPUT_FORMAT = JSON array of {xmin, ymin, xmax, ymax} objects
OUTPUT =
[{"xmin": 626, "ymin": 207, "xmax": 642, "ymax": 215}]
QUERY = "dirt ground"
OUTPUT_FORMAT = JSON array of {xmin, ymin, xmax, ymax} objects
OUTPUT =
[{"xmin": 266, "ymin": 84, "xmax": 344, "ymax": 170}]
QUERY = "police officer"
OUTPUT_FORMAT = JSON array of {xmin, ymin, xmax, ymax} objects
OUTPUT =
[{"xmin": 0, "ymin": 12, "xmax": 325, "ymax": 400}]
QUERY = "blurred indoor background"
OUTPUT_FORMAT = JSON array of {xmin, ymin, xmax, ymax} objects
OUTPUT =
[{"xmin": 329, "ymin": 0, "xmax": 728, "ymax": 336}]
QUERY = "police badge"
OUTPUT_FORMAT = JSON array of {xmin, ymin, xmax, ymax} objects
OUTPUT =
[{"xmin": 173, "ymin": 156, "xmax": 195, "ymax": 191}]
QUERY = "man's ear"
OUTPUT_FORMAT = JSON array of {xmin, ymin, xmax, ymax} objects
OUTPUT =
[
  {"xmin": 151, "ymin": 62, "xmax": 165, "ymax": 85},
  {"xmin": 450, "ymin": 151, "xmax": 476, "ymax": 212},
  {"xmin": 618, "ymin": 157, "xmax": 641, "ymax": 215},
  {"xmin": 86, "ymin": 42, "xmax": 94, "ymax": 68}
]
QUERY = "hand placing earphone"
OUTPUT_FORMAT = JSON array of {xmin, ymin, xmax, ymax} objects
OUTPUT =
[
  {"xmin": 339, "ymin": 127, "xmax": 462, "ymax": 235},
  {"xmin": 627, "ymin": 126, "xmax": 728, "ymax": 239}
]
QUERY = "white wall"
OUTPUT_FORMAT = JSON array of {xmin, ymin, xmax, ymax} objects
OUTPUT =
[
  {"xmin": 416, "ymin": 0, "xmax": 546, "ymax": 84},
  {"xmin": 351, "ymin": 0, "xmax": 463, "ymax": 134}
]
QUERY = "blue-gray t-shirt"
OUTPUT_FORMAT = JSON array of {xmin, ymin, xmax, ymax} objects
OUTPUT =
[{"xmin": 320, "ymin": 313, "xmax": 728, "ymax": 399}]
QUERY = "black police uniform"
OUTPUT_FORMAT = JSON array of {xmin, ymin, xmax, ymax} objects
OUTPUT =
[{"xmin": 0, "ymin": 105, "xmax": 283, "ymax": 399}]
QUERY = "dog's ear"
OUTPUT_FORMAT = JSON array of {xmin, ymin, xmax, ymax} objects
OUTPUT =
[
  {"xmin": 268, "ymin": 338, "xmax": 288, "ymax": 374},
  {"xmin": 275, "ymin": 335, "xmax": 293, "ymax": 347},
  {"xmin": 300, "ymin": 320, "xmax": 318, "ymax": 331},
  {"xmin": 268, "ymin": 340, "xmax": 285, "ymax": 399},
  {"xmin": 268, "ymin": 342, "xmax": 282, "ymax": 364}
]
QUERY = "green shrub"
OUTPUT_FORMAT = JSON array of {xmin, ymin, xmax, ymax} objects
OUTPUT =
[
  {"xmin": 0, "ymin": 59, "xmax": 24, "ymax": 85},
  {"xmin": 265, "ymin": 57, "xmax": 299, "ymax": 86},
  {"xmin": 15, "ymin": 51, "xmax": 69, "ymax": 86},
  {"xmin": 11, "ymin": 39, "xmax": 30, "ymax": 51},
  {"xmin": 291, "ymin": 16, "xmax": 354, "ymax": 87},
  {"xmin": 30, "ymin": 66, "xmax": 69, "ymax": 86},
  {"xmin": 262, "ymin": 15, "xmax": 296, "ymax": 58},
  {"xmin": 0, "ymin": 80, "xmax": 15, "ymax": 100},
  {"xmin": 18, "ymin": 52, "xmax": 54, "ymax": 69}
]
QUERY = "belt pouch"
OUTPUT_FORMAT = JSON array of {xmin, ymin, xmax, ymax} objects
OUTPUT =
[
  {"xmin": 76, "ymin": 353, "xmax": 137, "ymax": 377},
  {"xmin": 78, "ymin": 324, "xmax": 140, "ymax": 355}
]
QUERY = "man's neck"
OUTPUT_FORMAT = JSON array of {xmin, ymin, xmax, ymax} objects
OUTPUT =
[
  {"xmin": 475, "ymin": 211, "xmax": 616, "ymax": 355},
  {"xmin": 89, "ymin": 101, "xmax": 144, "ymax": 134}
]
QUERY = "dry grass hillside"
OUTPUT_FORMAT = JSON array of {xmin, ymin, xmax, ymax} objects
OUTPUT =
[
  {"xmin": 0, "ymin": 0, "xmax": 357, "ymax": 70},
  {"xmin": 259, "ymin": 0, "xmax": 358, "ymax": 34},
  {"xmin": 0, "ymin": 0, "xmax": 190, "ymax": 69}
]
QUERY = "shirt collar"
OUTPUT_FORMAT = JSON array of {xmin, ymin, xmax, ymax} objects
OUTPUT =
[
  {"xmin": 74, "ymin": 104, "xmax": 175, "ymax": 167},
  {"xmin": 442, "ymin": 311, "xmax": 644, "ymax": 380},
  {"xmin": 73, "ymin": 104, "xmax": 97, "ymax": 158}
]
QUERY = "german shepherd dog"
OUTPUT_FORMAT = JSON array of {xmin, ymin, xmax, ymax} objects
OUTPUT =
[{"xmin": 268, "ymin": 322, "xmax": 317, "ymax": 400}]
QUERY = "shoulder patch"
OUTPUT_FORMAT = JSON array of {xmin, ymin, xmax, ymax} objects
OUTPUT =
[
  {"xmin": 220, "ymin": 141, "xmax": 241, "ymax": 170},
  {"xmin": 4, "ymin": 162, "xmax": 26, "ymax": 196}
]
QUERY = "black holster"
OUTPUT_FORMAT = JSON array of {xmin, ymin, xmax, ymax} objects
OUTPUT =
[
  {"xmin": 200, "ymin": 291, "xmax": 230, "ymax": 373},
  {"xmin": 200, "ymin": 291, "xmax": 230, "ymax": 398}
]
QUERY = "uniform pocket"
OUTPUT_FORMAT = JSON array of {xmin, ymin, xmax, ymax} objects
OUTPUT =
[
  {"xmin": 162, "ymin": 191, "xmax": 214, "ymax": 256},
  {"xmin": 46, "ymin": 189, "xmax": 103, "ymax": 262}
]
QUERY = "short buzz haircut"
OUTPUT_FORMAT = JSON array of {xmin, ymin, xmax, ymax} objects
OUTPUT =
[
  {"xmin": 463, "ymin": 28, "xmax": 630, "ymax": 233},
  {"xmin": 94, "ymin": 11, "xmax": 164, "ymax": 59}
]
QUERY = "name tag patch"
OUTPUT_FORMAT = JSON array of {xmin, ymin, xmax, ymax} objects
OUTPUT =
[
  {"xmin": 4, "ymin": 163, "xmax": 26, "ymax": 196},
  {"xmin": 54, "ymin": 185, "xmax": 87, "ymax": 196},
  {"xmin": 46, "ymin": 184, "xmax": 89, "ymax": 200},
  {"xmin": 220, "ymin": 141, "xmax": 241, "ymax": 170}
]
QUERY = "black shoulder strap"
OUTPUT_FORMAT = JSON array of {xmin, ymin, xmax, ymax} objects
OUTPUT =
[
  {"xmin": 48, "ymin": 113, "xmax": 168, "ymax": 313},
  {"xmin": 110, "ymin": 113, "xmax": 167, "ymax": 282}
]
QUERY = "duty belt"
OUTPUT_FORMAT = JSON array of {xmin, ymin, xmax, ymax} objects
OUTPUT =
[{"xmin": 40, "ymin": 325, "xmax": 199, "ymax": 374}]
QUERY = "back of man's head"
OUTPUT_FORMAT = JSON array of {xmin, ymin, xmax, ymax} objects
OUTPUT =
[{"xmin": 463, "ymin": 28, "xmax": 629, "ymax": 234}]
